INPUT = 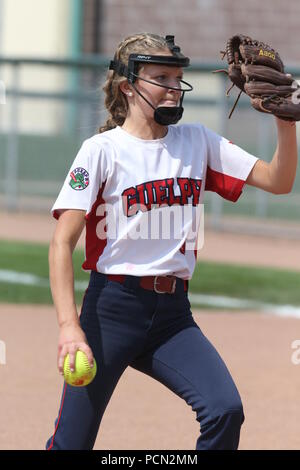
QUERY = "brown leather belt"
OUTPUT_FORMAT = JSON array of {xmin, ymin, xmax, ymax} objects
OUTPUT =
[{"xmin": 107, "ymin": 274, "xmax": 188, "ymax": 294}]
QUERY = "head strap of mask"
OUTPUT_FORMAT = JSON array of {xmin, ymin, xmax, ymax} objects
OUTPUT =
[{"xmin": 109, "ymin": 35, "xmax": 193, "ymax": 125}]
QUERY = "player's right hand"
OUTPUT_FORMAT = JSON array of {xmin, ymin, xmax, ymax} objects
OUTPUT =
[{"xmin": 57, "ymin": 322, "xmax": 94, "ymax": 375}]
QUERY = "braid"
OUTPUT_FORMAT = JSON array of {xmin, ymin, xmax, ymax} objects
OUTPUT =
[{"xmin": 99, "ymin": 33, "xmax": 168, "ymax": 134}]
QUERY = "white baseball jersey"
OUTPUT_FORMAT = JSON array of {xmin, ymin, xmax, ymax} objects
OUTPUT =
[{"xmin": 52, "ymin": 124, "xmax": 258, "ymax": 279}]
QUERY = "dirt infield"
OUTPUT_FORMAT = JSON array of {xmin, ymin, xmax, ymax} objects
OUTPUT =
[
  {"xmin": 0, "ymin": 304, "xmax": 300, "ymax": 450},
  {"xmin": 1, "ymin": 211, "xmax": 300, "ymax": 450}
]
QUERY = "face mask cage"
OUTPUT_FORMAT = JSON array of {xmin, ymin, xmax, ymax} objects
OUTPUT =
[
  {"xmin": 109, "ymin": 35, "xmax": 193, "ymax": 125},
  {"xmin": 109, "ymin": 35, "xmax": 193, "ymax": 90}
]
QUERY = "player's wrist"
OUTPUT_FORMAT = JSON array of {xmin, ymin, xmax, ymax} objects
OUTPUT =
[
  {"xmin": 58, "ymin": 316, "xmax": 80, "ymax": 329},
  {"xmin": 275, "ymin": 116, "xmax": 296, "ymax": 128}
]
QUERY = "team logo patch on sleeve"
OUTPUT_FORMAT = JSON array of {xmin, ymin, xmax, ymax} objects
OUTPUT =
[{"xmin": 69, "ymin": 167, "xmax": 89, "ymax": 190}]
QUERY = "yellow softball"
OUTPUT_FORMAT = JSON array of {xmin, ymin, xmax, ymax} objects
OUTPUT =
[{"xmin": 63, "ymin": 350, "xmax": 97, "ymax": 387}]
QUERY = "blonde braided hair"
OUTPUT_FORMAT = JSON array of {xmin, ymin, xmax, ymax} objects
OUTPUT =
[{"xmin": 99, "ymin": 33, "xmax": 169, "ymax": 133}]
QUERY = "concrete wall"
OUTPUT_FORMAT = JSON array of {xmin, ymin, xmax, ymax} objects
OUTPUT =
[
  {"xmin": 1, "ymin": 0, "xmax": 71, "ymax": 57},
  {"xmin": 0, "ymin": 0, "xmax": 73, "ymax": 133}
]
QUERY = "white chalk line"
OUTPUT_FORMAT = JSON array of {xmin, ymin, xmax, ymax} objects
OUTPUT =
[
  {"xmin": 188, "ymin": 293, "xmax": 300, "ymax": 319},
  {"xmin": 1, "ymin": 269, "xmax": 300, "ymax": 319},
  {"xmin": 0, "ymin": 269, "xmax": 87, "ymax": 290}
]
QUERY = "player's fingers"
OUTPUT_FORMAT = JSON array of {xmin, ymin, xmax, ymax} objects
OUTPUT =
[
  {"xmin": 68, "ymin": 345, "xmax": 78, "ymax": 373},
  {"xmin": 57, "ymin": 345, "xmax": 68, "ymax": 375},
  {"xmin": 57, "ymin": 343, "xmax": 77, "ymax": 374},
  {"xmin": 78, "ymin": 343, "xmax": 94, "ymax": 368}
]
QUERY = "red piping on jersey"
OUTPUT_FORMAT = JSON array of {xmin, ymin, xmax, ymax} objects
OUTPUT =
[
  {"xmin": 205, "ymin": 166, "xmax": 245, "ymax": 202},
  {"xmin": 180, "ymin": 242, "xmax": 198, "ymax": 263},
  {"xmin": 82, "ymin": 181, "xmax": 107, "ymax": 271},
  {"xmin": 47, "ymin": 382, "xmax": 67, "ymax": 450},
  {"xmin": 53, "ymin": 209, "xmax": 60, "ymax": 220}
]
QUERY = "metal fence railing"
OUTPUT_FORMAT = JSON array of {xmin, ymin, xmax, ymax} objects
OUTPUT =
[{"xmin": 1, "ymin": 55, "xmax": 300, "ymax": 237}]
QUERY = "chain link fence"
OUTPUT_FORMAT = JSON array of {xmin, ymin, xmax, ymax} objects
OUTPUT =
[{"xmin": 0, "ymin": 56, "xmax": 300, "ymax": 237}]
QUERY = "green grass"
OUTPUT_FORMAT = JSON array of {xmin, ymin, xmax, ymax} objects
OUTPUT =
[
  {"xmin": 0, "ymin": 239, "xmax": 299, "ymax": 307},
  {"xmin": 0, "ymin": 240, "xmax": 87, "ymax": 279},
  {"xmin": 0, "ymin": 240, "xmax": 89, "ymax": 305},
  {"xmin": 190, "ymin": 262, "xmax": 300, "ymax": 305}
]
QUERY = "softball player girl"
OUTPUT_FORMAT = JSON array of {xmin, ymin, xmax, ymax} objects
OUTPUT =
[{"xmin": 46, "ymin": 33, "xmax": 297, "ymax": 450}]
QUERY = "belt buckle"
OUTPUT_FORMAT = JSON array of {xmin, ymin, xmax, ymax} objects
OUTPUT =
[{"xmin": 154, "ymin": 276, "xmax": 176, "ymax": 294}]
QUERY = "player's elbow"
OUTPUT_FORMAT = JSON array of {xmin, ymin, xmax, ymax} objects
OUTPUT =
[
  {"xmin": 270, "ymin": 183, "xmax": 293, "ymax": 195},
  {"xmin": 49, "ymin": 236, "xmax": 74, "ymax": 256}
]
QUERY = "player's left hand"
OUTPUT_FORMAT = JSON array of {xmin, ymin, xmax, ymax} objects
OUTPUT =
[{"xmin": 215, "ymin": 34, "xmax": 300, "ymax": 121}]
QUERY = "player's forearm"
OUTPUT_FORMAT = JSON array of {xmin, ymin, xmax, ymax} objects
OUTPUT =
[
  {"xmin": 268, "ymin": 118, "xmax": 298, "ymax": 194},
  {"xmin": 49, "ymin": 240, "xmax": 80, "ymax": 328}
]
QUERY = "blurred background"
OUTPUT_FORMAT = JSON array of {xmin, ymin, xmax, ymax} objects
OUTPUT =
[{"xmin": 0, "ymin": 0, "xmax": 300, "ymax": 236}]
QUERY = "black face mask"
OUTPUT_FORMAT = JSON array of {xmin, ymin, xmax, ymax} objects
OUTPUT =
[
  {"xmin": 108, "ymin": 35, "xmax": 193, "ymax": 126},
  {"xmin": 154, "ymin": 106, "xmax": 183, "ymax": 125}
]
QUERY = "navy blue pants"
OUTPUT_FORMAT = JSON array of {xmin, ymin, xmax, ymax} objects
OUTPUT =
[{"xmin": 46, "ymin": 272, "xmax": 244, "ymax": 450}]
